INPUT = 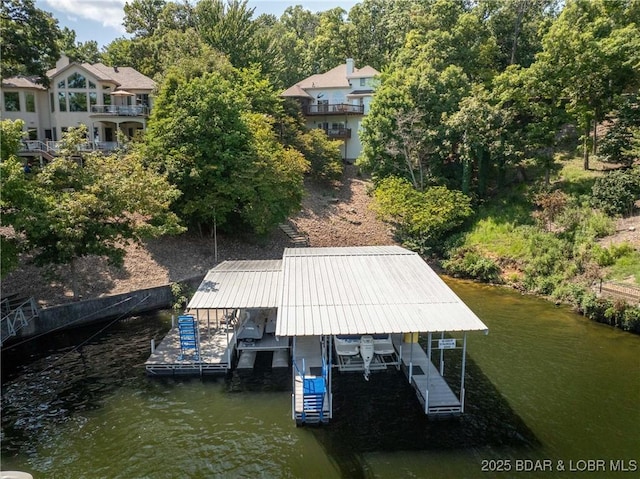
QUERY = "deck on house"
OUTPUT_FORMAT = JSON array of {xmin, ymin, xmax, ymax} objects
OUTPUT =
[
  {"xmin": 394, "ymin": 337, "xmax": 461, "ymax": 417},
  {"xmin": 145, "ymin": 326, "xmax": 234, "ymax": 376}
]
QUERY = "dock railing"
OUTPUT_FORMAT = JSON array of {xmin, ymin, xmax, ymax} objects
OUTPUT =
[{"xmin": 1, "ymin": 297, "xmax": 39, "ymax": 345}]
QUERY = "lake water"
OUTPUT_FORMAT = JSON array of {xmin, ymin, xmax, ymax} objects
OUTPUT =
[{"xmin": 1, "ymin": 279, "xmax": 638, "ymax": 478}]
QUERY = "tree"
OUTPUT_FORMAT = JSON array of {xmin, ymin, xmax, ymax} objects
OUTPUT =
[
  {"xmin": 0, "ymin": 0, "xmax": 61, "ymax": 83},
  {"xmin": 305, "ymin": 7, "xmax": 351, "ymax": 74},
  {"xmin": 123, "ymin": 0, "xmax": 166, "ymax": 38},
  {"xmin": 0, "ymin": 126, "xmax": 183, "ymax": 298},
  {"xmin": 0, "ymin": 120, "xmax": 27, "ymax": 277},
  {"xmin": 58, "ymin": 27, "xmax": 101, "ymax": 64},
  {"xmin": 476, "ymin": 0, "xmax": 559, "ymax": 69},
  {"xmin": 599, "ymin": 94, "xmax": 640, "ymax": 167},
  {"xmin": 533, "ymin": 0, "xmax": 640, "ymax": 169},
  {"xmin": 1, "ymin": 119, "xmax": 25, "ymax": 160},
  {"xmin": 359, "ymin": 62, "xmax": 471, "ymax": 190},
  {"xmin": 143, "ymin": 69, "xmax": 308, "ymax": 234}
]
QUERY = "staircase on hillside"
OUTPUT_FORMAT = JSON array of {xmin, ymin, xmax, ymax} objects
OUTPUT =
[{"xmin": 279, "ymin": 223, "xmax": 309, "ymax": 247}]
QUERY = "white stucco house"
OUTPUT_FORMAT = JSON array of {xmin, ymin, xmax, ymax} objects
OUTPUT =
[
  {"xmin": 1, "ymin": 55, "xmax": 155, "ymax": 157},
  {"xmin": 281, "ymin": 58, "xmax": 379, "ymax": 162}
]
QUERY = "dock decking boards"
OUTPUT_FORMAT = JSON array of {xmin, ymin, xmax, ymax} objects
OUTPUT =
[
  {"xmin": 145, "ymin": 327, "xmax": 233, "ymax": 375},
  {"xmin": 394, "ymin": 337, "xmax": 462, "ymax": 416}
]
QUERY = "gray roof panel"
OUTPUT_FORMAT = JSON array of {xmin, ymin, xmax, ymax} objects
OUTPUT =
[
  {"xmin": 187, "ymin": 260, "xmax": 282, "ymax": 309},
  {"xmin": 276, "ymin": 247, "xmax": 488, "ymax": 336}
]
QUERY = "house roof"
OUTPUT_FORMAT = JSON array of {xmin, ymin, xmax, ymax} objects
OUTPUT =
[
  {"xmin": 91, "ymin": 63, "xmax": 156, "ymax": 90},
  {"xmin": 46, "ymin": 61, "xmax": 155, "ymax": 91},
  {"xmin": 1, "ymin": 76, "xmax": 46, "ymax": 90},
  {"xmin": 281, "ymin": 84, "xmax": 314, "ymax": 99},
  {"xmin": 282, "ymin": 62, "xmax": 380, "ymax": 96},
  {"xmin": 187, "ymin": 246, "xmax": 488, "ymax": 337}
]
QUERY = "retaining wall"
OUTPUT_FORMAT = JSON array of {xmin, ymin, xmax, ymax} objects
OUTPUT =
[{"xmin": 5, "ymin": 276, "xmax": 204, "ymax": 343}]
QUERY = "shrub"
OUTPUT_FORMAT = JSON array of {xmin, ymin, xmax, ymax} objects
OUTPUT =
[
  {"xmin": 590, "ymin": 167, "xmax": 640, "ymax": 216},
  {"xmin": 372, "ymin": 176, "xmax": 474, "ymax": 251},
  {"xmin": 623, "ymin": 307, "xmax": 640, "ymax": 333},
  {"xmin": 552, "ymin": 282, "xmax": 587, "ymax": 305},
  {"xmin": 442, "ymin": 247, "xmax": 502, "ymax": 282},
  {"xmin": 297, "ymin": 129, "xmax": 343, "ymax": 182}
]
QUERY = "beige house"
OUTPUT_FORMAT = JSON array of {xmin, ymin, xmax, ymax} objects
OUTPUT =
[
  {"xmin": 282, "ymin": 58, "xmax": 379, "ymax": 162},
  {"xmin": 1, "ymin": 55, "xmax": 155, "ymax": 156}
]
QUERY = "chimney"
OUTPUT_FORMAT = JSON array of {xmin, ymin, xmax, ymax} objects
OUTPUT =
[
  {"xmin": 346, "ymin": 58, "xmax": 354, "ymax": 76},
  {"xmin": 56, "ymin": 54, "xmax": 70, "ymax": 70}
]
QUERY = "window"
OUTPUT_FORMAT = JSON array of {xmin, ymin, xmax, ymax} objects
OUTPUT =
[
  {"xmin": 58, "ymin": 92, "xmax": 67, "ymax": 112},
  {"xmin": 4, "ymin": 92, "xmax": 20, "ymax": 111},
  {"xmin": 68, "ymin": 92, "xmax": 87, "ymax": 112},
  {"xmin": 103, "ymin": 93, "xmax": 111, "ymax": 106},
  {"xmin": 360, "ymin": 78, "xmax": 366, "ymax": 87},
  {"xmin": 27, "ymin": 128, "xmax": 37, "ymax": 140},
  {"xmin": 58, "ymin": 79, "xmax": 65, "ymax": 89},
  {"xmin": 67, "ymin": 72, "xmax": 86, "ymax": 89},
  {"xmin": 50, "ymin": 92, "xmax": 55, "ymax": 112},
  {"xmin": 136, "ymin": 93, "xmax": 149, "ymax": 107},
  {"xmin": 89, "ymin": 92, "xmax": 97, "ymax": 109},
  {"xmin": 88, "ymin": 80, "xmax": 96, "ymax": 89},
  {"xmin": 26, "ymin": 93, "xmax": 35, "ymax": 112}
]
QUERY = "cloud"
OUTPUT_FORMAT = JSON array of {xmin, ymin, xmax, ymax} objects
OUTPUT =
[{"xmin": 44, "ymin": 0, "xmax": 126, "ymax": 31}]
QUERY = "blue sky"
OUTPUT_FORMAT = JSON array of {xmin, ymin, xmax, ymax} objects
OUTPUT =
[{"xmin": 36, "ymin": 1, "xmax": 360, "ymax": 49}]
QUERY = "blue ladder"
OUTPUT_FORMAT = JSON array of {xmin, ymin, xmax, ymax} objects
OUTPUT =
[
  {"xmin": 302, "ymin": 376, "xmax": 325, "ymax": 421},
  {"xmin": 178, "ymin": 315, "xmax": 199, "ymax": 360}
]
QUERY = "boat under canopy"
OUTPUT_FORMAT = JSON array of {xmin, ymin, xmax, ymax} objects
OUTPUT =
[{"xmin": 146, "ymin": 246, "xmax": 488, "ymax": 424}]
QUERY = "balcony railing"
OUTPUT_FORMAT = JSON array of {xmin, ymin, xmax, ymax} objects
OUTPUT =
[
  {"xmin": 19, "ymin": 140, "xmax": 121, "ymax": 156},
  {"xmin": 91, "ymin": 105, "xmax": 149, "ymax": 116},
  {"xmin": 305, "ymin": 103, "xmax": 364, "ymax": 115},
  {"xmin": 325, "ymin": 128, "xmax": 351, "ymax": 139}
]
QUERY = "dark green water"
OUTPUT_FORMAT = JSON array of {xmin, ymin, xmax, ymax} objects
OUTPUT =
[{"xmin": 1, "ymin": 280, "xmax": 638, "ymax": 478}]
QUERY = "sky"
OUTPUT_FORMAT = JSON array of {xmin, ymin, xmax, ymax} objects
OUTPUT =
[{"xmin": 36, "ymin": 0, "xmax": 361, "ymax": 49}]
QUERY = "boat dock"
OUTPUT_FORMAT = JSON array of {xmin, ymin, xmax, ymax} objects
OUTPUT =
[
  {"xmin": 144, "ymin": 246, "xmax": 488, "ymax": 426},
  {"xmin": 145, "ymin": 322, "xmax": 233, "ymax": 375}
]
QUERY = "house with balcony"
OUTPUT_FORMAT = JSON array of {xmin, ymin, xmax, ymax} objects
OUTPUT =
[
  {"xmin": 282, "ymin": 58, "xmax": 379, "ymax": 162},
  {"xmin": 1, "ymin": 55, "xmax": 155, "ymax": 159}
]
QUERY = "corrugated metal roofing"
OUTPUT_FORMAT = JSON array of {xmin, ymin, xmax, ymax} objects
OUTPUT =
[
  {"xmin": 187, "ymin": 260, "xmax": 282, "ymax": 309},
  {"xmin": 275, "ymin": 246, "xmax": 488, "ymax": 336},
  {"xmin": 187, "ymin": 247, "xmax": 488, "ymax": 336}
]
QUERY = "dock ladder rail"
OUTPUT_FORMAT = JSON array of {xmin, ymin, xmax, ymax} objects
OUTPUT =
[
  {"xmin": 177, "ymin": 314, "xmax": 199, "ymax": 361},
  {"xmin": 292, "ymin": 357, "xmax": 329, "ymax": 425}
]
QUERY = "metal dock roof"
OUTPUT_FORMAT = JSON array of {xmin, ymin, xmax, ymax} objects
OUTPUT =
[
  {"xmin": 276, "ymin": 246, "xmax": 488, "ymax": 336},
  {"xmin": 187, "ymin": 247, "xmax": 488, "ymax": 336},
  {"xmin": 187, "ymin": 260, "xmax": 282, "ymax": 309}
]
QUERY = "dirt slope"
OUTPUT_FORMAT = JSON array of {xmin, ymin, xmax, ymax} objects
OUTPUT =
[{"xmin": 3, "ymin": 166, "xmax": 395, "ymax": 307}]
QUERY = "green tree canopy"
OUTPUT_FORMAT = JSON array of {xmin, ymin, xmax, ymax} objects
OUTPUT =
[
  {"xmin": 0, "ymin": 126, "xmax": 183, "ymax": 297},
  {"xmin": 143, "ymin": 68, "xmax": 308, "ymax": 234},
  {"xmin": 0, "ymin": 0, "xmax": 61, "ymax": 83}
]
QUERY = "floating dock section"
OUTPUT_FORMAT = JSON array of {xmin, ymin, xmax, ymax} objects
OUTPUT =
[{"xmin": 145, "ymin": 246, "xmax": 489, "ymax": 425}]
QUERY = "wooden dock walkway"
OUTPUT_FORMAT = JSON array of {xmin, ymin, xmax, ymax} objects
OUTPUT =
[
  {"xmin": 394, "ymin": 337, "xmax": 462, "ymax": 417},
  {"xmin": 145, "ymin": 326, "xmax": 234, "ymax": 375}
]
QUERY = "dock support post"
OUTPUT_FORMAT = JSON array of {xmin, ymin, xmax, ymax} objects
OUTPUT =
[
  {"xmin": 439, "ymin": 332, "xmax": 445, "ymax": 376},
  {"xmin": 151, "ymin": 339, "xmax": 155, "ymax": 353},
  {"xmin": 171, "ymin": 315, "xmax": 175, "ymax": 328},
  {"xmin": 460, "ymin": 332, "xmax": 467, "ymax": 413},
  {"xmin": 424, "ymin": 389, "xmax": 429, "ymax": 414},
  {"xmin": 426, "ymin": 332, "xmax": 432, "ymax": 413}
]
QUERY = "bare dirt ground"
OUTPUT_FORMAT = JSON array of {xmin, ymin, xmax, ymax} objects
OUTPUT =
[
  {"xmin": 2, "ymin": 165, "xmax": 396, "ymax": 308},
  {"xmin": 4, "ymin": 163, "xmax": 637, "ymax": 307}
]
